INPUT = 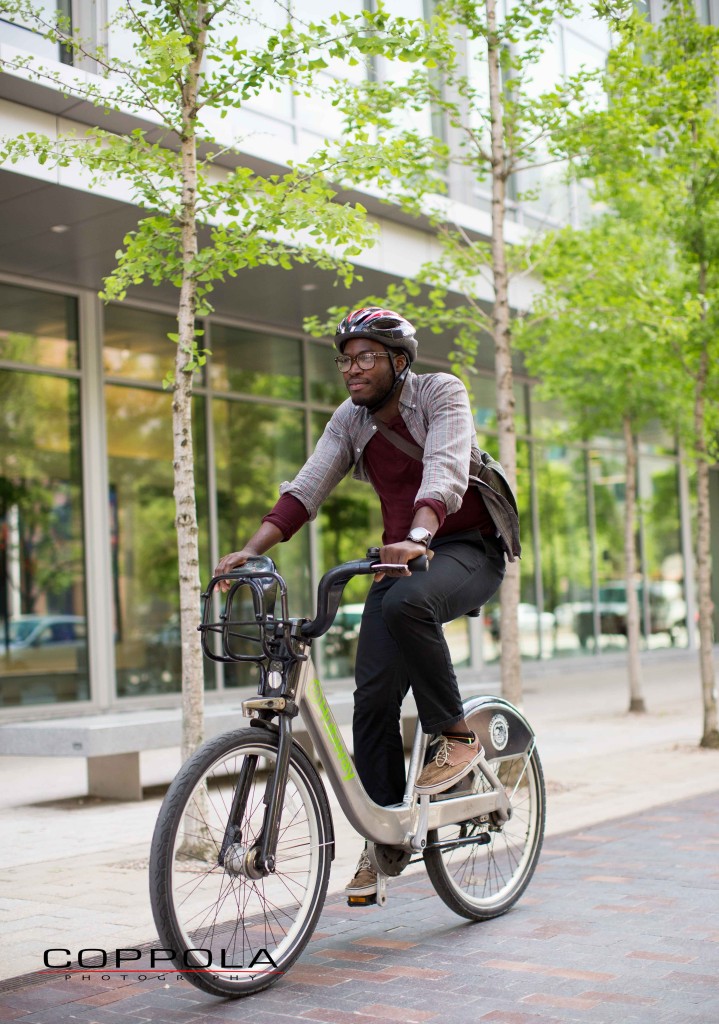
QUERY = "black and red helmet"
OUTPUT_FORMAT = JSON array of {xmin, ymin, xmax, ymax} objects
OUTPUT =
[{"xmin": 334, "ymin": 307, "xmax": 418, "ymax": 363}]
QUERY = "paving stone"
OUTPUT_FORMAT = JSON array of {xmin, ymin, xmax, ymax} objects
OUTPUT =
[{"xmin": 1, "ymin": 779, "xmax": 718, "ymax": 1023}]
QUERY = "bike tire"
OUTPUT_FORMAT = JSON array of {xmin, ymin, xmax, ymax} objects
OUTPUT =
[
  {"xmin": 149, "ymin": 727, "xmax": 333, "ymax": 998},
  {"xmin": 423, "ymin": 745, "xmax": 545, "ymax": 921}
]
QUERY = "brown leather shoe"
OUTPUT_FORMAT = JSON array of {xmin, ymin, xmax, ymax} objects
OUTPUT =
[
  {"xmin": 415, "ymin": 733, "xmax": 484, "ymax": 795},
  {"xmin": 344, "ymin": 848, "xmax": 377, "ymax": 898}
]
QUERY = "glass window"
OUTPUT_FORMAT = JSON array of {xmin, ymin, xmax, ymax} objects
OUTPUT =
[
  {"xmin": 107, "ymin": 386, "xmax": 212, "ymax": 697},
  {"xmin": 470, "ymin": 375, "xmax": 527, "ymax": 435},
  {"xmin": 514, "ymin": 158, "xmax": 571, "ymax": 226},
  {"xmin": 479, "ymin": 437, "xmax": 534, "ymax": 662},
  {"xmin": 214, "ymin": 399, "xmax": 311, "ymax": 685},
  {"xmin": 311, "ymin": 411, "xmax": 381, "ymax": 678},
  {"xmin": 307, "ymin": 340, "xmax": 346, "ymax": 405},
  {"xmin": 0, "ymin": 2, "xmax": 63, "ymax": 61},
  {"xmin": 0, "ymin": 283, "xmax": 78, "ymax": 369},
  {"xmin": 563, "ymin": 3, "xmax": 611, "ymax": 49},
  {"xmin": 209, "ymin": 326, "xmax": 302, "ymax": 400},
  {"xmin": 295, "ymin": 73, "xmax": 347, "ymax": 138},
  {"xmin": 207, "ymin": 0, "xmax": 294, "ymax": 123},
  {"xmin": 523, "ymin": 25, "xmax": 563, "ymax": 98},
  {"xmin": 106, "ymin": 0, "xmax": 136, "ymax": 62},
  {"xmin": 292, "ymin": 0, "xmax": 367, "ymax": 82},
  {"xmin": 528, "ymin": 392, "xmax": 573, "ymax": 440},
  {"xmin": 639, "ymin": 456, "xmax": 687, "ymax": 650},
  {"xmin": 588, "ymin": 446, "xmax": 627, "ymax": 652},
  {"xmin": 0, "ymin": 370, "xmax": 88, "ymax": 706},
  {"xmin": 104, "ymin": 305, "xmax": 182, "ymax": 384},
  {"xmin": 536, "ymin": 445, "xmax": 592, "ymax": 658}
]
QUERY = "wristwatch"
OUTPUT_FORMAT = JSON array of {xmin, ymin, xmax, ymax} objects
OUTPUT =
[{"xmin": 406, "ymin": 526, "xmax": 433, "ymax": 548}]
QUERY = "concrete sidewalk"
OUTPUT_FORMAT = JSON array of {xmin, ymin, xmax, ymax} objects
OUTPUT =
[{"xmin": 0, "ymin": 646, "xmax": 717, "ymax": 990}]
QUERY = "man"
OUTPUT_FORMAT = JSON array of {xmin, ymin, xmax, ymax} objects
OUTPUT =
[{"xmin": 214, "ymin": 307, "xmax": 520, "ymax": 901}]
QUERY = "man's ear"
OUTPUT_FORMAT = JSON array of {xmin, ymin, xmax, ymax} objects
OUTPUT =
[{"xmin": 394, "ymin": 353, "xmax": 408, "ymax": 372}]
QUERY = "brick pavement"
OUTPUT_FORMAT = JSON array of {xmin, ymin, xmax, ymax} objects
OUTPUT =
[{"xmin": 1, "ymin": 791, "xmax": 717, "ymax": 1024}]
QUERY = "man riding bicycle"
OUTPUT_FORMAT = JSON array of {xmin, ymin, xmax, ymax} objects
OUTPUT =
[{"xmin": 215, "ymin": 307, "xmax": 520, "ymax": 901}]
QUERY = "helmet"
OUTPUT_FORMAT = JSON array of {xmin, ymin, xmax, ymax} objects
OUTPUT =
[{"xmin": 334, "ymin": 307, "xmax": 418, "ymax": 363}]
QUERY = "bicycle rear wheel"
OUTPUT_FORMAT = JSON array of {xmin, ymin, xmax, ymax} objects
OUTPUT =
[
  {"xmin": 150, "ymin": 727, "xmax": 333, "ymax": 998},
  {"xmin": 423, "ymin": 746, "xmax": 545, "ymax": 920}
]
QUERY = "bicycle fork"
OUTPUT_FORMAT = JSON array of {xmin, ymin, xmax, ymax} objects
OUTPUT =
[{"xmin": 218, "ymin": 713, "xmax": 294, "ymax": 878}]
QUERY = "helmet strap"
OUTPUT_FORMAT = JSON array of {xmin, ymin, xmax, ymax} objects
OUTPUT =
[{"xmin": 366, "ymin": 359, "xmax": 410, "ymax": 415}]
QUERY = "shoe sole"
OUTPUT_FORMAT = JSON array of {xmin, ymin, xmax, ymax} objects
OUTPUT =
[
  {"xmin": 414, "ymin": 745, "xmax": 485, "ymax": 796},
  {"xmin": 344, "ymin": 881, "xmax": 377, "ymax": 897}
]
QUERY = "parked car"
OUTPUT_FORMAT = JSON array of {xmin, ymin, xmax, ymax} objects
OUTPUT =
[
  {"xmin": 573, "ymin": 581, "xmax": 686, "ymax": 647},
  {"xmin": 2, "ymin": 614, "xmax": 87, "ymax": 668},
  {"xmin": 0, "ymin": 614, "xmax": 88, "ymax": 704},
  {"xmin": 322, "ymin": 603, "xmax": 365, "ymax": 678},
  {"xmin": 485, "ymin": 603, "xmax": 556, "ymax": 643}
]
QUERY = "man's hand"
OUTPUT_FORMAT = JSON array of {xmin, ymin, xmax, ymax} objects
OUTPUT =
[
  {"xmin": 214, "ymin": 550, "xmax": 257, "ymax": 592},
  {"xmin": 374, "ymin": 540, "xmax": 433, "ymax": 582},
  {"xmin": 213, "ymin": 523, "xmax": 284, "ymax": 591}
]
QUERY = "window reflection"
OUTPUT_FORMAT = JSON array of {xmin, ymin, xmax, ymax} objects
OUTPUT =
[
  {"xmin": 210, "ymin": 325, "xmax": 302, "ymax": 399},
  {"xmin": 214, "ymin": 398, "xmax": 310, "ymax": 686},
  {"xmin": 104, "ymin": 305, "xmax": 183, "ymax": 384},
  {"xmin": 307, "ymin": 340, "xmax": 346, "ymax": 406},
  {"xmin": 107, "ymin": 386, "xmax": 212, "ymax": 696},
  {"xmin": 471, "ymin": 376, "xmax": 527, "ymax": 435},
  {"xmin": 311, "ymin": 410, "xmax": 379, "ymax": 679},
  {"xmin": 0, "ymin": 2, "xmax": 63, "ymax": 61},
  {"xmin": 639, "ymin": 456, "xmax": 687, "ymax": 649},
  {"xmin": 0, "ymin": 370, "xmax": 88, "ymax": 706},
  {"xmin": 537, "ymin": 445, "xmax": 592, "ymax": 657},
  {"xmin": 0, "ymin": 282, "xmax": 78, "ymax": 370}
]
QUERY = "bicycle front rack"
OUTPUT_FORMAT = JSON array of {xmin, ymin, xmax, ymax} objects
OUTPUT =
[{"xmin": 198, "ymin": 556, "xmax": 291, "ymax": 668}]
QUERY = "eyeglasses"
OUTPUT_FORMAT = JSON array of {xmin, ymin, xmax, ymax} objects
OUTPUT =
[{"xmin": 334, "ymin": 351, "xmax": 393, "ymax": 373}]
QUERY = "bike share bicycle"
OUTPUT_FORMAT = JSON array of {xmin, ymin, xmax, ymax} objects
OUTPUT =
[{"xmin": 149, "ymin": 550, "xmax": 545, "ymax": 999}]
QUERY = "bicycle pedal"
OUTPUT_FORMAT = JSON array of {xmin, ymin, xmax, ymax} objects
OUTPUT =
[
  {"xmin": 347, "ymin": 875, "xmax": 387, "ymax": 908},
  {"xmin": 347, "ymin": 893, "xmax": 377, "ymax": 908}
]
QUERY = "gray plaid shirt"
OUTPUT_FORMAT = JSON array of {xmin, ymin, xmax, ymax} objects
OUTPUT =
[{"xmin": 280, "ymin": 370, "xmax": 521, "ymax": 560}]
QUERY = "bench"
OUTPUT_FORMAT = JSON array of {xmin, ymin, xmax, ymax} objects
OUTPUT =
[{"xmin": 0, "ymin": 704, "xmax": 316, "ymax": 801}]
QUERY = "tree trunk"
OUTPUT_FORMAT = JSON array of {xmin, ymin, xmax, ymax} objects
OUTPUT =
[
  {"xmin": 694, "ymin": 344, "xmax": 719, "ymax": 748},
  {"xmin": 175, "ymin": 14, "xmax": 207, "ymax": 766},
  {"xmin": 623, "ymin": 416, "xmax": 645, "ymax": 713},
  {"xmin": 486, "ymin": 0, "xmax": 521, "ymax": 705}
]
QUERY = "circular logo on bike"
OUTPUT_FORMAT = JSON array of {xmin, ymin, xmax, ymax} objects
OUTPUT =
[{"xmin": 489, "ymin": 713, "xmax": 509, "ymax": 751}]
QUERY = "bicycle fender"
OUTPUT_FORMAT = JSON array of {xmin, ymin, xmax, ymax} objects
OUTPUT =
[{"xmin": 462, "ymin": 696, "xmax": 535, "ymax": 760}]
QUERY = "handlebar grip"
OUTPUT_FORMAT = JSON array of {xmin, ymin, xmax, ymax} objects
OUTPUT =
[{"xmin": 407, "ymin": 554, "xmax": 429, "ymax": 572}]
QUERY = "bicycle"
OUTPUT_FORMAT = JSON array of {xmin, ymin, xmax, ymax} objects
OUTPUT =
[{"xmin": 149, "ymin": 549, "xmax": 546, "ymax": 999}]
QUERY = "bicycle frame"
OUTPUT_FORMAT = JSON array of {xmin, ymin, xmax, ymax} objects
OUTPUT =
[
  {"xmin": 244, "ymin": 652, "xmax": 519, "ymax": 853},
  {"xmin": 202, "ymin": 558, "xmax": 534, "ymax": 868}
]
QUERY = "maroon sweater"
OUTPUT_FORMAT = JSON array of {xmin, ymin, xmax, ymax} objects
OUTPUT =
[{"xmin": 263, "ymin": 413, "xmax": 494, "ymax": 543}]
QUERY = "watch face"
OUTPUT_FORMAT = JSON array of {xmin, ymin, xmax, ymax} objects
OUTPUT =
[{"xmin": 409, "ymin": 528, "xmax": 431, "ymax": 544}]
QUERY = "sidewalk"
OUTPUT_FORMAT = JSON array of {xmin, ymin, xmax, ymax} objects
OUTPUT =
[
  {"xmin": 0, "ymin": 647, "xmax": 717, "ymax": 1012},
  {"xmin": 2, "ymin": 792, "xmax": 715, "ymax": 1024}
]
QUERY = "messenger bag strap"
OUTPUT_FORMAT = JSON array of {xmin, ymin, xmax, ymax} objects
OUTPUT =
[{"xmin": 371, "ymin": 416, "xmax": 424, "ymax": 461}]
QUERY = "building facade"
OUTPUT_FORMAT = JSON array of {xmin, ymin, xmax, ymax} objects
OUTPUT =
[{"xmin": 0, "ymin": 1, "xmax": 715, "ymax": 718}]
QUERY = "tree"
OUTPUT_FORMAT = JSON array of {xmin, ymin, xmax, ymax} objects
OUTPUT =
[
  {"xmin": 562, "ymin": 0, "xmax": 719, "ymax": 747},
  {"xmin": 516, "ymin": 212, "xmax": 683, "ymax": 712},
  {"xmin": 0, "ymin": 0, "xmax": 439, "ymax": 759},
  {"xmin": 308, "ymin": 0, "xmax": 606, "ymax": 705}
]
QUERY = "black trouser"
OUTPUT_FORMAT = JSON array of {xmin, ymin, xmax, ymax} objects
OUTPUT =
[{"xmin": 352, "ymin": 528, "xmax": 506, "ymax": 807}]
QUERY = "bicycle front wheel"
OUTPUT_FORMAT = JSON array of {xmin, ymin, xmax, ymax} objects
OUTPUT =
[
  {"xmin": 150, "ymin": 727, "xmax": 333, "ymax": 998},
  {"xmin": 423, "ymin": 746, "xmax": 545, "ymax": 920}
]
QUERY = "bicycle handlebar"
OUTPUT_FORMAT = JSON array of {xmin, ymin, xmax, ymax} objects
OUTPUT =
[
  {"xmin": 200, "ymin": 550, "xmax": 429, "ymax": 658},
  {"xmin": 300, "ymin": 550, "xmax": 428, "ymax": 639}
]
